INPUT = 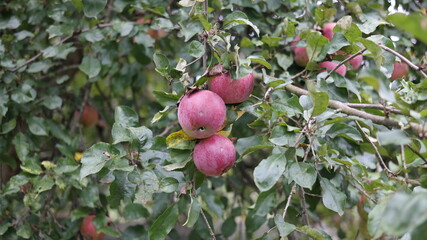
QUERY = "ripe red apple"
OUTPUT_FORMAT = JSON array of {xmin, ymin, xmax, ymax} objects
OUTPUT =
[
  {"xmin": 322, "ymin": 22, "xmax": 337, "ymax": 41},
  {"xmin": 348, "ymin": 54, "xmax": 363, "ymax": 70},
  {"xmin": 290, "ymin": 36, "xmax": 309, "ymax": 67},
  {"xmin": 80, "ymin": 215, "xmax": 105, "ymax": 240},
  {"xmin": 319, "ymin": 61, "xmax": 347, "ymax": 76},
  {"xmin": 208, "ymin": 72, "xmax": 254, "ymax": 104},
  {"xmin": 178, "ymin": 90, "xmax": 226, "ymax": 139},
  {"xmin": 193, "ymin": 134, "xmax": 236, "ymax": 176},
  {"xmin": 79, "ymin": 106, "xmax": 99, "ymax": 128},
  {"xmin": 390, "ymin": 62, "xmax": 409, "ymax": 81}
]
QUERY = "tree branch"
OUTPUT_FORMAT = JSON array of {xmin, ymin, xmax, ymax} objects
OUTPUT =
[
  {"xmin": 325, "ymin": 48, "xmax": 367, "ymax": 80},
  {"xmin": 379, "ymin": 44, "xmax": 427, "ymax": 79},
  {"xmin": 253, "ymin": 72, "xmax": 427, "ymax": 137},
  {"xmin": 200, "ymin": 208, "xmax": 217, "ymax": 240},
  {"xmin": 343, "ymin": 103, "xmax": 403, "ymax": 115},
  {"xmin": 282, "ymin": 183, "xmax": 296, "ymax": 219}
]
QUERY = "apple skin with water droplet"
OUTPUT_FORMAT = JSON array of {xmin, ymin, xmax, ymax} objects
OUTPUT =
[
  {"xmin": 193, "ymin": 134, "xmax": 236, "ymax": 176},
  {"xmin": 209, "ymin": 72, "xmax": 254, "ymax": 104},
  {"xmin": 178, "ymin": 90, "xmax": 226, "ymax": 139}
]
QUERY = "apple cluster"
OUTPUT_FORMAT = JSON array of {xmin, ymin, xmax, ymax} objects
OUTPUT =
[
  {"xmin": 291, "ymin": 22, "xmax": 409, "ymax": 80},
  {"xmin": 177, "ymin": 72, "xmax": 254, "ymax": 176}
]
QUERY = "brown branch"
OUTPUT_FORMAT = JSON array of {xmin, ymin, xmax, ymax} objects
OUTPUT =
[
  {"xmin": 379, "ymin": 44, "xmax": 427, "ymax": 79},
  {"xmin": 253, "ymin": 72, "xmax": 427, "ymax": 137},
  {"xmin": 325, "ymin": 48, "xmax": 367, "ymax": 80},
  {"xmin": 299, "ymin": 186, "xmax": 310, "ymax": 226},
  {"xmin": 348, "ymin": 180, "xmax": 377, "ymax": 204},
  {"xmin": 354, "ymin": 120, "xmax": 395, "ymax": 175},
  {"xmin": 401, "ymin": 145, "xmax": 409, "ymax": 184},
  {"xmin": 9, "ymin": 35, "xmax": 74, "ymax": 72},
  {"xmin": 344, "ymin": 103, "xmax": 403, "ymax": 115},
  {"xmin": 282, "ymin": 183, "xmax": 296, "ymax": 218},
  {"xmin": 200, "ymin": 208, "xmax": 217, "ymax": 240}
]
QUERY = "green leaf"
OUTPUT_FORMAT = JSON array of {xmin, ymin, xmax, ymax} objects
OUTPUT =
[
  {"xmin": 16, "ymin": 223, "xmax": 32, "ymax": 239},
  {"xmin": 12, "ymin": 133, "xmax": 31, "ymax": 161},
  {"xmin": 108, "ymin": 171, "xmax": 137, "ymax": 208},
  {"xmin": 21, "ymin": 159, "xmax": 43, "ymax": 175},
  {"xmin": 11, "ymin": 83, "xmax": 36, "ymax": 104},
  {"xmin": 149, "ymin": 203, "xmax": 179, "ymax": 240},
  {"xmin": 159, "ymin": 177, "xmax": 179, "ymax": 193},
  {"xmin": 274, "ymin": 214, "xmax": 296, "ymax": 237},
  {"xmin": 367, "ymin": 200, "xmax": 387, "ymax": 238},
  {"xmin": 387, "ymin": 13, "xmax": 427, "ymax": 44},
  {"xmin": 188, "ymin": 40, "xmax": 205, "ymax": 58},
  {"xmin": 82, "ymin": 0, "xmax": 108, "ymax": 18},
  {"xmin": 236, "ymin": 135, "xmax": 273, "ymax": 156},
  {"xmin": 28, "ymin": 117, "xmax": 49, "ymax": 136},
  {"xmin": 288, "ymin": 162, "xmax": 317, "ymax": 189},
  {"xmin": 0, "ymin": 222, "xmax": 12, "ymax": 235},
  {"xmin": 112, "ymin": 20, "xmax": 134, "ymax": 37},
  {"xmin": 247, "ymin": 55, "xmax": 272, "ymax": 69},
  {"xmin": 327, "ymin": 32, "xmax": 350, "ymax": 54},
  {"xmin": 298, "ymin": 225, "xmax": 331, "ymax": 240},
  {"xmin": 320, "ymin": 178, "xmax": 346, "ymax": 216},
  {"xmin": 261, "ymin": 35, "xmax": 282, "ymax": 47},
  {"xmin": 223, "ymin": 11, "xmax": 260, "ymax": 36},
  {"xmin": 153, "ymin": 91, "xmax": 180, "ymax": 106},
  {"xmin": 124, "ymin": 203, "xmax": 149, "ymax": 220},
  {"xmin": 183, "ymin": 196, "xmax": 201, "ymax": 227},
  {"xmin": 114, "ymin": 106, "xmax": 139, "ymax": 127},
  {"xmin": 135, "ymin": 169, "xmax": 160, "ymax": 203},
  {"xmin": 254, "ymin": 153, "xmax": 287, "ymax": 192},
  {"xmin": 0, "ymin": 89, "xmax": 8, "ymax": 116},
  {"xmin": 79, "ymin": 55, "xmax": 101, "ymax": 78},
  {"xmin": 377, "ymin": 130, "xmax": 411, "ymax": 146},
  {"xmin": 33, "ymin": 175, "xmax": 55, "ymax": 193},
  {"xmin": 310, "ymin": 91, "xmax": 329, "ymax": 116},
  {"xmin": 42, "ymin": 95, "xmax": 62, "ymax": 109},
  {"xmin": 80, "ymin": 143, "xmax": 118, "ymax": 179},
  {"xmin": 179, "ymin": 21, "xmax": 203, "ymax": 42},
  {"xmin": 1, "ymin": 118, "xmax": 16, "ymax": 134}
]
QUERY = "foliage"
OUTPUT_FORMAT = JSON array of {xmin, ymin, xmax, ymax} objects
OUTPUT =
[{"xmin": 1, "ymin": 0, "xmax": 427, "ymax": 239}]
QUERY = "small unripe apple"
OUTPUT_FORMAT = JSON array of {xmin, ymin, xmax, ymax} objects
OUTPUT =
[
  {"xmin": 208, "ymin": 72, "xmax": 254, "ymax": 104},
  {"xmin": 319, "ymin": 61, "xmax": 347, "ymax": 76},
  {"xmin": 348, "ymin": 54, "xmax": 363, "ymax": 70},
  {"xmin": 193, "ymin": 134, "xmax": 236, "ymax": 176},
  {"xmin": 178, "ymin": 90, "xmax": 226, "ymax": 139},
  {"xmin": 80, "ymin": 215, "xmax": 105, "ymax": 240},
  {"xmin": 290, "ymin": 36, "xmax": 309, "ymax": 67},
  {"xmin": 79, "ymin": 106, "xmax": 99, "ymax": 128},
  {"xmin": 390, "ymin": 62, "xmax": 409, "ymax": 81},
  {"xmin": 322, "ymin": 22, "xmax": 337, "ymax": 41}
]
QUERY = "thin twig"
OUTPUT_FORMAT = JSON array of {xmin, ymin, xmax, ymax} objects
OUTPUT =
[
  {"xmin": 252, "ymin": 72, "xmax": 427, "ymax": 137},
  {"xmin": 401, "ymin": 145, "xmax": 409, "ymax": 184},
  {"xmin": 202, "ymin": 0, "xmax": 208, "ymax": 71},
  {"xmin": 9, "ymin": 35, "xmax": 74, "ymax": 72},
  {"xmin": 354, "ymin": 120, "xmax": 395, "ymax": 175},
  {"xmin": 299, "ymin": 186, "xmax": 310, "ymax": 226},
  {"xmin": 282, "ymin": 183, "xmax": 297, "ymax": 218},
  {"xmin": 379, "ymin": 44, "xmax": 427, "ymax": 78},
  {"xmin": 70, "ymin": 83, "xmax": 92, "ymax": 135},
  {"xmin": 263, "ymin": 69, "xmax": 307, "ymax": 101},
  {"xmin": 200, "ymin": 208, "xmax": 217, "ymax": 240},
  {"xmin": 348, "ymin": 180, "xmax": 377, "ymax": 204},
  {"xmin": 344, "ymin": 103, "xmax": 403, "ymax": 115},
  {"xmin": 325, "ymin": 48, "xmax": 367, "ymax": 80},
  {"xmin": 406, "ymin": 145, "xmax": 427, "ymax": 164}
]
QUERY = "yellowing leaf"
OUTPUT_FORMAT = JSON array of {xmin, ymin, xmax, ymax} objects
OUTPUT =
[
  {"xmin": 166, "ymin": 130, "xmax": 196, "ymax": 149},
  {"xmin": 74, "ymin": 152, "xmax": 83, "ymax": 162},
  {"xmin": 41, "ymin": 161, "xmax": 57, "ymax": 169}
]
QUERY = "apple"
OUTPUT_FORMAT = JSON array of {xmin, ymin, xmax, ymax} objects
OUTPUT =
[
  {"xmin": 348, "ymin": 54, "xmax": 363, "ymax": 70},
  {"xmin": 178, "ymin": 90, "xmax": 226, "ymax": 139},
  {"xmin": 319, "ymin": 61, "xmax": 347, "ymax": 76},
  {"xmin": 208, "ymin": 72, "xmax": 254, "ymax": 104},
  {"xmin": 193, "ymin": 134, "xmax": 236, "ymax": 176},
  {"xmin": 322, "ymin": 22, "xmax": 337, "ymax": 41},
  {"xmin": 290, "ymin": 36, "xmax": 309, "ymax": 67},
  {"xmin": 80, "ymin": 215, "xmax": 105, "ymax": 240},
  {"xmin": 390, "ymin": 62, "xmax": 409, "ymax": 80},
  {"xmin": 147, "ymin": 29, "xmax": 168, "ymax": 39},
  {"xmin": 79, "ymin": 106, "xmax": 99, "ymax": 128}
]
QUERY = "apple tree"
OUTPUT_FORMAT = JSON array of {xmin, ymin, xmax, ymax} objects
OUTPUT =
[{"xmin": 1, "ymin": 0, "xmax": 427, "ymax": 239}]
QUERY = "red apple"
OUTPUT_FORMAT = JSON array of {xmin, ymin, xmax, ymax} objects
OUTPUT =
[
  {"xmin": 80, "ymin": 215, "xmax": 105, "ymax": 240},
  {"xmin": 79, "ymin": 106, "xmax": 99, "ymax": 128},
  {"xmin": 319, "ymin": 61, "xmax": 347, "ymax": 76},
  {"xmin": 390, "ymin": 62, "xmax": 409, "ymax": 81},
  {"xmin": 178, "ymin": 90, "xmax": 226, "ymax": 139},
  {"xmin": 290, "ymin": 36, "xmax": 309, "ymax": 67},
  {"xmin": 348, "ymin": 54, "xmax": 363, "ymax": 70},
  {"xmin": 208, "ymin": 72, "xmax": 254, "ymax": 104},
  {"xmin": 322, "ymin": 22, "xmax": 337, "ymax": 41},
  {"xmin": 193, "ymin": 134, "xmax": 236, "ymax": 176},
  {"xmin": 147, "ymin": 29, "xmax": 168, "ymax": 39}
]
